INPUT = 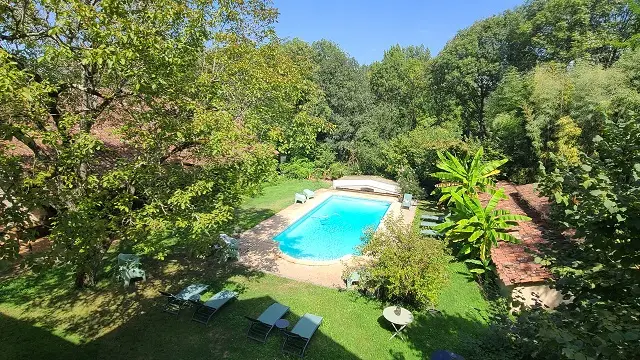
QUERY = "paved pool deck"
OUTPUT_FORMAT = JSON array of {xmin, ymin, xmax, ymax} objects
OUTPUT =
[{"xmin": 237, "ymin": 189, "xmax": 416, "ymax": 288}]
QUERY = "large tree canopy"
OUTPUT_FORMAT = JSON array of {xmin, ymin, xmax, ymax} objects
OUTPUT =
[{"xmin": 0, "ymin": 0, "xmax": 328, "ymax": 286}]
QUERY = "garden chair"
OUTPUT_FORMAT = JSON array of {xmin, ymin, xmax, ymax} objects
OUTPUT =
[
  {"xmin": 245, "ymin": 302, "xmax": 290, "ymax": 343},
  {"xmin": 401, "ymin": 193, "xmax": 412, "ymax": 209},
  {"xmin": 159, "ymin": 283, "xmax": 209, "ymax": 316},
  {"xmin": 281, "ymin": 313, "xmax": 323, "ymax": 358},
  {"xmin": 344, "ymin": 271, "xmax": 361, "ymax": 289},
  {"xmin": 116, "ymin": 253, "xmax": 146, "ymax": 287},
  {"xmin": 302, "ymin": 189, "xmax": 315, "ymax": 199},
  {"xmin": 214, "ymin": 233, "xmax": 239, "ymax": 261},
  {"xmin": 191, "ymin": 290, "xmax": 238, "ymax": 325},
  {"xmin": 295, "ymin": 193, "xmax": 307, "ymax": 204}
]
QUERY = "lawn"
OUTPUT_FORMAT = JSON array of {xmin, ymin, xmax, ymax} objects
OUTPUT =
[
  {"xmin": 234, "ymin": 178, "xmax": 331, "ymax": 232},
  {"xmin": 0, "ymin": 182, "xmax": 489, "ymax": 360}
]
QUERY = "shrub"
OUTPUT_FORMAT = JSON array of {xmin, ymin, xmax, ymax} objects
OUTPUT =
[
  {"xmin": 396, "ymin": 166, "xmax": 425, "ymax": 199},
  {"xmin": 382, "ymin": 121, "xmax": 469, "ymax": 189},
  {"xmin": 280, "ymin": 158, "xmax": 315, "ymax": 179},
  {"xmin": 326, "ymin": 162, "xmax": 350, "ymax": 179},
  {"xmin": 353, "ymin": 217, "xmax": 449, "ymax": 308},
  {"xmin": 435, "ymin": 189, "xmax": 530, "ymax": 274}
]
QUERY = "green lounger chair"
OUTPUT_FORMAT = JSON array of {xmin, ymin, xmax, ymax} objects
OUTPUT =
[
  {"xmin": 282, "ymin": 313, "xmax": 323, "ymax": 358},
  {"xmin": 421, "ymin": 214, "xmax": 445, "ymax": 222},
  {"xmin": 302, "ymin": 189, "xmax": 315, "ymax": 199},
  {"xmin": 191, "ymin": 290, "xmax": 237, "ymax": 325},
  {"xmin": 420, "ymin": 221, "xmax": 439, "ymax": 228},
  {"xmin": 245, "ymin": 302, "xmax": 290, "ymax": 343},
  {"xmin": 401, "ymin": 193, "xmax": 412, "ymax": 209},
  {"xmin": 421, "ymin": 229, "xmax": 443, "ymax": 237},
  {"xmin": 159, "ymin": 283, "xmax": 209, "ymax": 316}
]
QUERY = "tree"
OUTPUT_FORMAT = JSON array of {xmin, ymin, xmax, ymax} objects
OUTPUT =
[
  {"xmin": 430, "ymin": 10, "xmax": 533, "ymax": 139},
  {"xmin": 435, "ymin": 189, "xmax": 530, "ymax": 273},
  {"xmin": 0, "ymin": 0, "xmax": 291, "ymax": 287},
  {"xmin": 353, "ymin": 217, "xmax": 449, "ymax": 308},
  {"xmin": 523, "ymin": 0, "xmax": 639, "ymax": 66},
  {"xmin": 368, "ymin": 44, "xmax": 431, "ymax": 132},
  {"xmin": 308, "ymin": 39, "xmax": 371, "ymax": 160},
  {"xmin": 524, "ymin": 119, "xmax": 640, "ymax": 360},
  {"xmin": 204, "ymin": 40, "xmax": 331, "ymax": 159}
]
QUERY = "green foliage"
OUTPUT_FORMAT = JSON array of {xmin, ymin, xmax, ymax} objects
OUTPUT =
[
  {"xmin": 280, "ymin": 158, "xmax": 315, "ymax": 180},
  {"xmin": 325, "ymin": 162, "xmax": 351, "ymax": 180},
  {"xmin": 432, "ymin": 147, "xmax": 507, "ymax": 203},
  {"xmin": 435, "ymin": 190, "xmax": 530, "ymax": 272},
  {"xmin": 0, "ymin": 0, "xmax": 314, "ymax": 286},
  {"xmin": 382, "ymin": 121, "xmax": 467, "ymax": 188},
  {"xmin": 487, "ymin": 119, "xmax": 640, "ymax": 359},
  {"xmin": 396, "ymin": 167, "xmax": 425, "ymax": 200},
  {"xmin": 430, "ymin": 10, "xmax": 533, "ymax": 139},
  {"xmin": 486, "ymin": 53, "xmax": 640, "ymax": 180},
  {"xmin": 369, "ymin": 45, "xmax": 431, "ymax": 131},
  {"xmin": 207, "ymin": 40, "xmax": 331, "ymax": 159},
  {"xmin": 355, "ymin": 217, "xmax": 449, "ymax": 308}
]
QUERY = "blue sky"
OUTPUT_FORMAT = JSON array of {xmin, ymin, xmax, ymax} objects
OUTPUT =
[{"xmin": 273, "ymin": 0, "xmax": 524, "ymax": 64}]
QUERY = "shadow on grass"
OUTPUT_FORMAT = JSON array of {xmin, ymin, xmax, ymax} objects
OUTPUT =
[
  {"xmin": 1, "ymin": 272, "xmax": 362, "ymax": 359},
  {"xmin": 394, "ymin": 309, "xmax": 489, "ymax": 360},
  {"xmin": 0, "ymin": 255, "xmax": 266, "ymax": 342}
]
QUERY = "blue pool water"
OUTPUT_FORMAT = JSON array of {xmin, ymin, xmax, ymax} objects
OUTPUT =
[{"xmin": 274, "ymin": 196, "xmax": 391, "ymax": 261}]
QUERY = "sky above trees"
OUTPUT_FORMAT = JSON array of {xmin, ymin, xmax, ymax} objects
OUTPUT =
[{"xmin": 273, "ymin": 0, "xmax": 523, "ymax": 64}]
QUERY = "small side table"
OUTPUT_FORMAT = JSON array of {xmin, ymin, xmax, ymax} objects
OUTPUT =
[
  {"xmin": 275, "ymin": 318, "xmax": 290, "ymax": 332},
  {"xmin": 383, "ymin": 306, "xmax": 414, "ymax": 340}
]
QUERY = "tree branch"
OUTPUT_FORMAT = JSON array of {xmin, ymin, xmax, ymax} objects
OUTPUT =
[
  {"xmin": 160, "ymin": 141, "xmax": 201, "ymax": 163},
  {"xmin": 9, "ymin": 126, "xmax": 47, "ymax": 161}
]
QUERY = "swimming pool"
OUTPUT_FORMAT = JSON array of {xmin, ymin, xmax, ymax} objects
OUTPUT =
[{"xmin": 274, "ymin": 195, "xmax": 391, "ymax": 261}]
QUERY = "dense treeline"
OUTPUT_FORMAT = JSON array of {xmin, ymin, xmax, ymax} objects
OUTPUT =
[{"xmin": 279, "ymin": 0, "xmax": 640, "ymax": 191}]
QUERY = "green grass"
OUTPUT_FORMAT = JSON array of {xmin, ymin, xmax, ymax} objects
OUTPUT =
[
  {"xmin": 234, "ymin": 178, "xmax": 331, "ymax": 231},
  {"xmin": 0, "ymin": 182, "xmax": 489, "ymax": 360},
  {"xmin": 0, "ymin": 260, "xmax": 488, "ymax": 360}
]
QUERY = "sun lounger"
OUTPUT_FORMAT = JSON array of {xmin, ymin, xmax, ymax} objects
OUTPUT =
[
  {"xmin": 421, "ymin": 221, "xmax": 439, "ymax": 228},
  {"xmin": 281, "ymin": 313, "xmax": 323, "ymax": 358},
  {"xmin": 421, "ymin": 229, "xmax": 442, "ymax": 238},
  {"xmin": 159, "ymin": 283, "xmax": 209, "ymax": 316},
  {"xmin": 421, "ymin": 214, "xmax": 446, "ymax": 222},
  {"xmin": 191, "ymin": 290, "xmax": 237, "ymax": 325},
  {"xmin": 245, "ymin": 302, "xmax": 290, "ymax": 343},
  {"xmin": 295, "ymin": 193, "xmax": 306, "ymax": 204},
  {"xmin": 302, "ymin": 189, "xmax": 315, "ymax": 199},
  {"xmin": 401, "ymin": 194, "xmax": 412, "ymax": 209}
]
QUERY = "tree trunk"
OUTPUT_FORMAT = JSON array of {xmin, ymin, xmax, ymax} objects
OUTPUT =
[{"xmin": 74, "ymin": 269, "xmax": 87, "ymax": 288}]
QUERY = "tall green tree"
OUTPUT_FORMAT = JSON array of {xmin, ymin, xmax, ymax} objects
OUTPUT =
[
  {"xmin": 0, "ymin": 0, "xmax": 296, "ymax": 287},
  {"xmin": 368, "ymin": 44, "xmax": 431, "ymax": 132},
  {"xmin": 308, "ymin": 39, "xmax": 371, "ymax": 160},
  {"xmin": 430, "ymin": 10, "xmax": 533, "ymax": 139}
]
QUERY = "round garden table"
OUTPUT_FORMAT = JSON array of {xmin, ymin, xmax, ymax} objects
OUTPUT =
[
  {"xmin": 383, "ymin": 306, "xmax": 413, "ymax": 340},
  {"xmin": 275, "ymin": 318, "xmax": 290, "ymax": 332}
]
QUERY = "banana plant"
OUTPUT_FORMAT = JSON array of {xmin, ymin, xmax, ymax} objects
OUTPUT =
[
  {"xmin": 434, "ymin": 189, "xmax": 531, "ymax": 273},
  {"xmin": 431, "ymin": 147, "xmax": 508, "ymax": 204}
]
